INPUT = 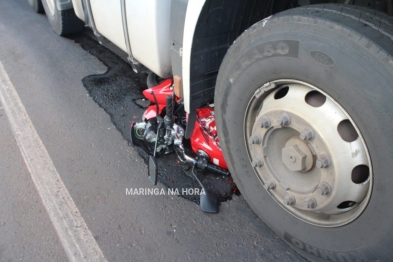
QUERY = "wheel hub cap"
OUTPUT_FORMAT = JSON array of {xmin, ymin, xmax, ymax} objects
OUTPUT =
[{"xmin": 282, "ymin": 137, "xmax": 313, "ymax": 172}]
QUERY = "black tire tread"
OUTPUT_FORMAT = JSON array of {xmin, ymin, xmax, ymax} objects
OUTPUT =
[
  {"xmin": 314, "ymin": 4, "xmax": 393, "ymax": 37},
  {"xmin": 37, "ymin": 0, "xmax": 44, "ymax": 13},
  {"xmin": 58, "ymin": 9, "xmax": 84, "ymax": 36},
  {"xmin": 291, "ymin": 5, "xmax": 393, "ymax": 62},
  {"xmin": 227, "ymin": 5, "xmax": 393, "ymax": 78}
]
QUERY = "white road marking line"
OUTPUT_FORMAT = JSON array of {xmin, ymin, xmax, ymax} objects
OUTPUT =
[{"xmin": 0, "ymin": 62, "xmax": 107, "ymax": 262}]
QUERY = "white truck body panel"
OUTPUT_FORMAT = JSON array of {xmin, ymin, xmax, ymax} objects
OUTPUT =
[
  {"xmin": 90, "ymin": 0, "xmax": 127, "ymax": 53},
  {"xmin": 70, "ymin": 0, "xmax": 205, "ymax": 111},
  {"xmin": 126, "ymin": 0, "xmax": 172, "ymax": 78},
  {"xmin": 182, "ymin": 0, "xmax": 206, "ymax": 113}
]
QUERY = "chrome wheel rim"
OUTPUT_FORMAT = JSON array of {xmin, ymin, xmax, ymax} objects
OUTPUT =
[{"xmin": 244, "ymin": 80, "xmax": 372, "ymax": 227}]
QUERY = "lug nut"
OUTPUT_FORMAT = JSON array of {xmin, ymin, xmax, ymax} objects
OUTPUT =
[
  {"xmin": 304, "ymin": 197, "xmax": 317, "ymax": 209},
  {"xmin": 316, "ymin": 155, "xmax": 331, "ymax": 168},
  {"xmin": 300, "ymin": 128, "xmax": 315, "ymax": 140},
  {"xmin": 252, "ymin": 157, "xmax": 264, "ymax": 168},
  {"xmin": 250, "ymin": 134, "xmax": 262, "ymax": 144},
  {"xmin": 265, "ymin": 179, "xmax": 276, "ymax": 190},
  {"xmin": 316, "ymin": 182, "xmax": 332, "ymax": 195},
  {"xmin": 284, "ymin": 194, "xmax": 296, "ymax": 205},
  {"xmin": 260, "ymin": 116, "xmax": 271, "ymax": 128},
  {"xmin": 278, "ymin": 113, "xmax": 291, "ymax": 126}
]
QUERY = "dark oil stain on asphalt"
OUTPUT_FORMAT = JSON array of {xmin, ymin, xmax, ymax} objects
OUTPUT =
[{"xmin": 69, "ymin": 32, "xmax": 239, "ymax": 204}]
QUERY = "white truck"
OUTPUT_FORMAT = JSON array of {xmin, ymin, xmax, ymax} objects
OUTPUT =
[{"xmin": 27, "ymin": 0, "xmax": 393, "ymax": 261}]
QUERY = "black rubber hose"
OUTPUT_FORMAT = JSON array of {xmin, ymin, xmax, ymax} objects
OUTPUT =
[{"xmin": 205, "ymin": 164, "xmax": 230, "ymax": 177}]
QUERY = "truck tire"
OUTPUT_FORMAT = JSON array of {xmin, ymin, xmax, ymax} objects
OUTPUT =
[
  {"xmin": 215, "ymin": 4, "xmax": 393, "ymax": 262},
  {"xmin": 27, "ymin": 0, "xmax": 44, "ymax": 13},
  {"xmin": 41, "ymin": 0, "xmax": 84, "ymax": 36}
]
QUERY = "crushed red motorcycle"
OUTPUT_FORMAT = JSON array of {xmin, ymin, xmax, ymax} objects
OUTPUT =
[{"xmin": 130, "ymin": 78, "xmax": 229, "ymax": 212}]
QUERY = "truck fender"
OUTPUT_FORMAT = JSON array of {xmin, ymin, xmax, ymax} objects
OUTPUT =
[{"xmin": 182, "ymin": 0, "xmax": 206, "ymax": 114}]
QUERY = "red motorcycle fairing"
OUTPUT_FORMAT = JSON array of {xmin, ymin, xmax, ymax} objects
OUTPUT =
[
  {"xmin": 191, "ymin": 108, "xmax": 228, "ymax": 170},
  {"xmin": 143, "ymin": 104, "xmax": 165, "ymax": 121},
  {"xmin": 142, "ymin": 78, "xmax": 173, "ymax": 104},
  {"xmin": 142, "ymin": 78, "xmax": 177, "ymax": 120},
  {"xmin": 140, "ymin": 79, "xmax": 228, "ymax": 170}
]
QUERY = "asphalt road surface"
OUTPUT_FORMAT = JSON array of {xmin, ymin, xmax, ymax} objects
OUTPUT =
[{"xmin": 0, "ymin": 1, "xmax": 306, "ymax": 261}]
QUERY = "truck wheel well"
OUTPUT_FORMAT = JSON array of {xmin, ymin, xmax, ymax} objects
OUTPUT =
[{"xmin": 189, "ymin": 0, "xmax": 296, "ymax": 108}]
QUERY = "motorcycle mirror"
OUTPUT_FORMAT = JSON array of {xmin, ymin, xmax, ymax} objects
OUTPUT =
[
  {"xmin": 200, "ymin": 188, "xmax": 219, "ymax": 213},
  {"xmin": 148, "ymin": 156, "xmax": 158, "ymax": 185}
]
